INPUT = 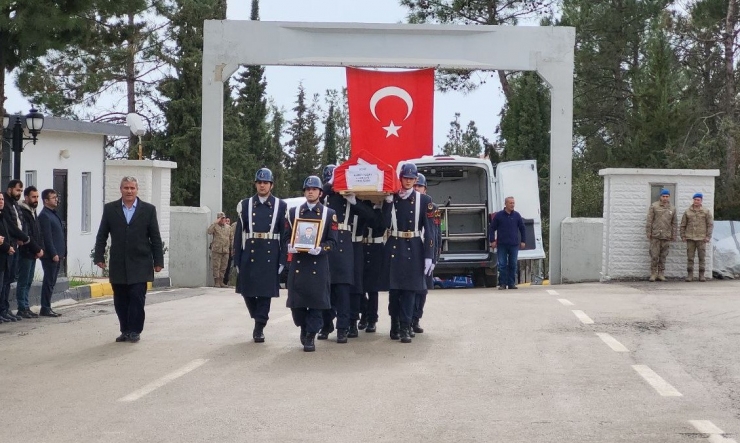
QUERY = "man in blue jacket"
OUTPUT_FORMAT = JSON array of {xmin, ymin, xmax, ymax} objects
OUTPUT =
[
  {"xmin": 38, "ymin": 189, "xmax": 66, "ymax": 317},
  {"xmin": 488, "ymin": 196, "xmax": 526, "ymax": 290}
]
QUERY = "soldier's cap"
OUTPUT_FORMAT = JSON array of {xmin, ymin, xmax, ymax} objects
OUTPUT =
[
  {"xmin": 693, "ymin": 192, "xmax": 703, "ymax": 199},
  {"xmin": 660, "ymin": 189, "xmax": 670, "ymax": 196},
  {"xmin": 217, "ymin": 212, "xmax": 225, "ymax": 218}
]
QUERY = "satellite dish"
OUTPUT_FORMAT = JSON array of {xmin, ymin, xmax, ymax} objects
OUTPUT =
[{"xmin": 126, "ymin": 113, "xmax": 146, "ymax": 136}]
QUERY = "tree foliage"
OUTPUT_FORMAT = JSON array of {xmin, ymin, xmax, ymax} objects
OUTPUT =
[
  {"xmin": 441, "ymin": 112, "xmax": 486, "ymax": 158},
  {"xmin": 284, "ymin": 84, "xmax": 322, "ymax": 196}
]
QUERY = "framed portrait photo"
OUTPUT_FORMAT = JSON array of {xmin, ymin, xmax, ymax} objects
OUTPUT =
[{"xmin": 292, "ymin": 218, "xmax": 322, "ymax": 251}]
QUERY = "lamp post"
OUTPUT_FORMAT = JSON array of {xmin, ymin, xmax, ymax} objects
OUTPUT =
[{"xmin": 2, "ymin": 108, "xmax": 45, "ymax": 180}]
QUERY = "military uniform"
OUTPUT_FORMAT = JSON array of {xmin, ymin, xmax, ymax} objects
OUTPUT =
[
  {"xmin": 413, "ymin": 200, "xmax": 441, "ymax": 333},
  {"xmin": 286, "ymin": 202, "xmax": 338, "ymax": 343},
  {"xmin": 234, "ymin": 195, "xmax": 289, "ymax": 334},
  {"xmin": 680, "ymin": 204, "xmax": 713, "ymax": 281},
  {"xmin": 223, "ymin": 222, "xmax": 237, "ymax": 286},
  {"xmin": 361, "ymin": 204, "xmax": 385, "ymax": 332},
  {"xmin": 382, "ymin": 190, "xmax": 434, "ymax": 341},
  {"xmin": 320, "ymin": 184, "xmax": 375, "ymax": 341},
  {"xmin": 207, "ymin": 221, "xmax": 231, "ymax": 287},
  {"xmin": 646, "ymin": 200, "xmax": 677, "ymax": 280}
]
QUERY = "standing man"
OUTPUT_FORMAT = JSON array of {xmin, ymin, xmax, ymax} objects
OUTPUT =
[
  {"xmin": 360, "ymin": 201, "xmax": 385, "ymax": 333},
  {"xmin": 233, "ymin": 168, "xmax": 288, "ymax": 343},
  {"xmin": 207, "ymin": 212, "xmax": 230, "ymax": 288},
  {"xmin": 16, "ymin": 186, "xmax": 45, "ymax": 318},
  {"xmin": 0, "ymin": 179, "xmax": 30, "ymax": 322},
  {"xmin": 382, "ymin": 163, "xmax": 434, "ymax": 343},
  {"xmin": 411, "ymin": 173, "xmax": 441, "ymax": 334},
  {"xmin": 680, "ymin": 192, "xmax": 713, "ymax": 282},
  {"xmin": 94, "ymin": 176, "xmax": 164, "ymax": 343},
  {"xmin": 646, "ymin": 188, "xmax": 677, "ymax": 282},
  {"xmin": 286, "ymin": 175, "xmax": 337, "ymax": 352},
  {"xmin": 488, "ymin": 197, "xmax": 526, "ymax": 290},
  {"xmin": 38, "ymin": 189, "xmax": 65, "ymax": 317}
]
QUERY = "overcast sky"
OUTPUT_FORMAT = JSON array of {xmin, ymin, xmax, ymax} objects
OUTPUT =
[{"xmin": 4, "ymin": 0, "xmax": 504, "ymax": 151}]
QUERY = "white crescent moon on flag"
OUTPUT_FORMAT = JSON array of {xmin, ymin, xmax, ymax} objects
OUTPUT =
[{"xmin": 369, "ymin": 86, "xmax": 413, "ymax": 121}]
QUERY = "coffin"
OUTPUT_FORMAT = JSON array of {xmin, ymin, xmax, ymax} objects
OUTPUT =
[{"xmin": 333, "ymin": 150, "xmax": 399, "ymax": 202}]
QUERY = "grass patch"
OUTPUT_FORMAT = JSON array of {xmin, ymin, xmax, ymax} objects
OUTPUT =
[{"xmin": 69, "ymin": 278, "xmax": 94, "ymax": 288}]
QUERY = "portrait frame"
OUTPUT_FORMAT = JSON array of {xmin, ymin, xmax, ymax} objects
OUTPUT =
[{"xmin": 291, "ymin": 218, "xmax": 322, "ymax": 251}]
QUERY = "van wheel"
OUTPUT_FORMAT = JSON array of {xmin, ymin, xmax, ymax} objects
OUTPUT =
[{"xmin": 473, "ymin": 270, "xmax": 486, "ymax": 288}]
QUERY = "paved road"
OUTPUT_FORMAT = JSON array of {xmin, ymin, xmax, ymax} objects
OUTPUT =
[{"xmin": 2, "ymin": 281, "xmax": 740, "ymax": 442}]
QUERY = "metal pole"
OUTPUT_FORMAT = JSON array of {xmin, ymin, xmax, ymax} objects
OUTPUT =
[{"xmin": 12, "ymin": 116, "xmax": 22, "ymax": 180}]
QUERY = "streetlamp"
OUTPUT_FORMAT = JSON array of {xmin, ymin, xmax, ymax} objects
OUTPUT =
[{"xmin": 2, "ymin": 108, "xmax": 45, "ymax": 180}]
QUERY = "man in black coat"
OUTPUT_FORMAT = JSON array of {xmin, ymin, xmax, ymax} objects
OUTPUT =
[
  {"xmin": 94, "ymin": 176, "xmax": 164, "ymax": 343},
  {"xmin": 16, "ymin": 186, "xmax": 45, "ymax": 318},
  {"xmin": 0, "ymin": 194, "xmax": 19, "ymax": 324},
  {"xmin": 0, "ymin": 179, "xmax": 30, "ymax": 322},
  {"xmin": 38, "ymin": 189, "xmax": 66, "ymax": 317}
]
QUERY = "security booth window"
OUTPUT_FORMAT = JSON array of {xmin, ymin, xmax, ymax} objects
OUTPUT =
[{"xmin": 650, "ymin": 184, "xmax": 676, "ymax": 206}]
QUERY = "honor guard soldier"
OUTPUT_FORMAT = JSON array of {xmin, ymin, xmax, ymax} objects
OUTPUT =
[
  {"xmin": 381, "ymin": 163, "xmax": 435, "ymax": 343},
  {"xmin": 348, "ymin": 199, "xmax": 378, "ymax": 337},
  {"xmin": 233, "ymin": 168, "xmax": 289, "ymax": 343},
  {"xmin": 360, "ymin": 202, "xmax": 386, "ymax": 333},
  {"xmin": 286, "ymin": 176, "xmax": 338, "ymax": 352},
  {"xmin": 318, "ymin": 165, "xmax": 374, "ymax": 343},
  {"xmin": 411, "ymin": 173, "xmax": 441, "ymax": 335}
]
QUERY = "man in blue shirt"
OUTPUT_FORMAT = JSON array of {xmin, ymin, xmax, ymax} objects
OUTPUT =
[{"xmin": 488, "ymin": 196, "xmax": 526, "ymax": 290}]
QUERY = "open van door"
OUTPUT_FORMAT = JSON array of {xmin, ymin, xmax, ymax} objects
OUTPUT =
[{"xmin": 495, "ymin": 160, "xmax": 546, "ymax": 260}]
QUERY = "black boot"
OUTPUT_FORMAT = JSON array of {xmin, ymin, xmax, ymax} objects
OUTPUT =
[
  {"xmin": 400, "ymin": 325, "xmax": 412, "ymax": 343},
  {"xmin": 253, "ymin": 322, "xmax": 266, "ymax": 343},
  {"xmin": 365, "ymin": 321, "xmax": 376, "ymax": 333},
  {"xmin": 317, "ymin": 324, "xmax": 334, "ymax": 340},
  {"xmin": 412, "ymin": 318, "xmax": 424, "ymax": 334},
  {"xmin": 304, "ymin": 333, "xmax": 316, "ymax": 352},
  {"xmin": 348, "ymin": 320, "xmax": 359, "ymax": 338},
  {"xmin": 337, "ymin": 328, "xmax": 348, "ymax": 344},
  {"xmin": 389, "ymin": 318, "xmax": 400, "ymax": 340},
  {"xmin": 358, "ymin": 315, "xmax": 367, "ymax": 330},
  {"xmin": 300, "ymin": 327, "xmax": 307, "ymax": 345},
  {"xmin": 409, "ymin": 326, "xmax": 416, "ymax": 338}
]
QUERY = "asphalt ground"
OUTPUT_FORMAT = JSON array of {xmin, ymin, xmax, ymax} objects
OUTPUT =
[{"xmin": 2, "ymin": 280, "xmax": 740, "ymax": 442}]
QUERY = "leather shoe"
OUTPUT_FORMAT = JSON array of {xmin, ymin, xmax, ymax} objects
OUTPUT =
[
  {"xmin": 347, "ymin": 321, "xmax": 359, "ymax": 338},
  {"xmin": 317, "ymin": 324, "xmax": 334, "ymax": 340},
  {"xmin": 357, "ymin": 318, "xmax": 367, "ymax": 330},
  {"xmin": 39, "ymin": 309, "xmax": 61, "ymax": 317},
  {"xmin": 508, "ymin": 285, "xmax": 518, "ymax": 289},
  {"xmin": 115, "ymin": 333, "xmax": 129, "ymax": 342},
  {"xmin": 412, "ymin": 319, "xmax": 424, "ymax": 334},
  {"xmin": 0, "ymin": 311, "xmax": 17, "ymax": 322},
  {"xmin": 16, "ymin": 309, "xmax": 34, "ymax": 319},
  {"xmin": 6, "ymin": 311, "xmax": 21, "ymax": 321},
  {"xmin": 498, "ymin": 285, "xmax": 507, "ymax": 290},
  {"xmin": 365, "ymin": 321, "xmax": 376, "ymax": 333},
  {"xmin": 336, "ymin": 329, "xmax": 348, "ymax": 344},
  {"xmin": 128, "ymin": 332, "xmax": 141, "ymax": 343},
  {"xmin": 253, "ymin": 323, "xmax": 266, "ymax": 343}
]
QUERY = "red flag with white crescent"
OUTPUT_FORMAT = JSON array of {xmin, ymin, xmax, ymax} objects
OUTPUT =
[{"xmin": 346, "ymin": 67, "xmax": 434, "ymax": 169}]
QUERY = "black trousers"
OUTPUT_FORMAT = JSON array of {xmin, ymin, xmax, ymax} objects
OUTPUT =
[
  {"xmin": 362, "ymin": 291, "xmax": 379, "ymax": 322},
  {"xmin": 349, "ymin": 292, "xmax": 363, "ymax": 321},
  {"xmin": 223, "ymin": 255, "xmax": 233, "ymax": 285},
  {"xmin": 0, "ymin": 253, "xmax": 19, "ymax": 311},
  {"xmin": 323, "ymin": 283, "xmax": 350, "ymax": 330},
  {"xmin": 40, "ymin": 259, "xmax": 61, "ymax": 310},
  {"xmin": 414, "ymin": 291, "xmax": 427, "ymax": 320},
  {"xmin": 292, "ymin": 308, "xmax": 324, "ymax": 334},
  {"xmin": 112, "ymin": 283, "xmax": 148, "ymax": 334},
  {"xmin": 389, "ymin": 289, "xmax": 415, "ymax": 327},
  {"xmin": 243, "ymin": 296, "xmax": 271, "ymax": 324}
]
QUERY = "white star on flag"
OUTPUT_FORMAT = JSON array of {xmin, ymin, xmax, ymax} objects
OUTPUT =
[{"xmin": 382, "ymin": 121, "xmax": 402, "ymax": 138}]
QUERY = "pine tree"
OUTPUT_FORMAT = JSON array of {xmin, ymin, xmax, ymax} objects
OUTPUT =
[
  {"xmin": 222, "ymin": 86, "xmax": 253, "ymax": 218},
  {"xmin": 285, "ymin": 85, "xmax": 321, "ymax": 196},
  {"xmin": 442, "ymin": 113, "xmax": 485, "ymax": 157},
  {"xmin": 325, "ymin": 88, "xmax": 351, "ymax": 161},
  {"xmin": 267, "ymin": 101, "xmax": 288, "ymax": 198},
  {"xmin": 153, "ymin": 0, "xmax": 227, "ymax": 206}
]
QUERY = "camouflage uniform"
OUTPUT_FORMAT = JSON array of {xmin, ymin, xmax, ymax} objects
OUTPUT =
[
  {"xmin": 680, "ymin": 206, "xmax": 714, "ymax": 281},
  {"xmin": 646, "ymin": 201, "xmax": 677, "ymax": 280},
  {"xmin": 207, "ymin": 221, "xmax": 231, "ymax": 287}
]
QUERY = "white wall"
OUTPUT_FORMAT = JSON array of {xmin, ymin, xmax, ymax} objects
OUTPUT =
[
  {"xmin": 561, "ymin": 218, "xmax": 603, "ymax": 283},
  {"xmin": 599, "ymin": 169, "xmax": 720, "ymax": 280},
  {"xmin": 21, "ymin": 131, "xmax": 105, "ymax": 279},
  {"xmin": 105, "ymin": 160, "xmax": 177, "ymax": 278}
]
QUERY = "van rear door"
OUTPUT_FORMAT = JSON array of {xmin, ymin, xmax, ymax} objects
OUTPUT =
[{"xmin": 495, "ymin": 160, "xmax": 546, "ymax": 260}]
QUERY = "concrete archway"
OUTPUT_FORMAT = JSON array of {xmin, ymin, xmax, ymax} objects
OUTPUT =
[{"xmin": 201, "ymin": 21, "xmax": 574, "ymax": 283}]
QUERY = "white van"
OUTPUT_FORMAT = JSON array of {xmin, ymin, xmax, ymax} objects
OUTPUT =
[{"xmin": 406, "ymin": 155, "xmax": 545, "ymax": 287}]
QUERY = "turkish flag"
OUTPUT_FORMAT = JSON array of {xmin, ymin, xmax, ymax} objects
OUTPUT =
[{"xmin": 346, "ymin": 67, "xmax": 434, "ymax": 170}]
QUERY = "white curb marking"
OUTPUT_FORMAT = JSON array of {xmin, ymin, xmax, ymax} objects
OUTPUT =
[
  {"xmin": 557, "ymin": 299, "xmax": 574, "ymax": 306},
  {"xmin": 546, "ymin": 289, "xmax": 559, "ymax": 295},
  {"xmin": 572, "ymin": 310, "xmax": 594, "ymax": 324},
  {"xmin": 595, "ymin": 333, "xmax": 629, "ymax": 352},
  {"xmin": 118, "ymin": 359, "xmax": 208, "ymax": 402},
  {"xmin": 689, "ymin": 420, "xmax": 737, "ymax": 442},
  {"xmin": 632, "ymin": 365, "xmax": 682, "ymax": 397}
]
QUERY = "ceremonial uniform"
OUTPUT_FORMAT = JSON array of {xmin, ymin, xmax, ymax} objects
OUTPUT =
[
  {"xmin": 234, "ymin": 194, "xmax": 289, "ymax": 334},
  {"xmin": 382, "ymin": 189, "xmax": 434, "ymax": 341},
  {"xmin": 286, "ymin": 202, "xmax": 338, "ymax": 345},
  {"xmin": 413, "ymin": 200, "xmax": 441, "ymax": 333},
  {"xmin": 361, "ymin": 204, "xmax": 385, "ymax": 332}
]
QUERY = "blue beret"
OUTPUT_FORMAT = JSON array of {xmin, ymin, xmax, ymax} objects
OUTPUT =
[
  {"xmin": 693, "ymin": 193, "xmax": 703, "ymax": 199},
  {"xmin": 660, "ymin": 189, "xmax": 670, "ymax": 196}
]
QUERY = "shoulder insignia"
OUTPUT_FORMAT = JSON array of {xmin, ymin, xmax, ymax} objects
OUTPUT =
[
  {"xmin": 332, "ymin": 214, "xmax": 338, "ymax": 222},
  {"xmin": 331, "ymin": 221, "xmax": 338, "ymax": 231},
  {"xmin": 428, "ymin": 203, "xmax": 433, "ymax": 210}
]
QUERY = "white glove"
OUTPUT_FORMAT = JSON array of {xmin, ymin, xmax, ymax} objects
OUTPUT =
[
  {"xmin": 424, "ymin": 258, "xmax": 432, "ymax": 275},
  {"xmin": 385, "ymin": 195, "xmax": 394, "ymax": 203},
  {"xmin": 344, "ymin": 193, "xmax": 357, "ymax": 205},
  {"xmin": 427, "ymin": 263, "xmax": 435, "ymax": 276},
  {"xmin": 288, "ymin": 244, "xmax": 298, "ymax": 254},
  {"xmin": 278, "ymin": 265, "xmax": 284, "ymax": 274},
  {"xmin": 308, "ymin": 247, "xmax": 321, "ymax": 256},
  {"xmin": 373, "ymin": 203, "xmax": 382, "ymax": 210}
]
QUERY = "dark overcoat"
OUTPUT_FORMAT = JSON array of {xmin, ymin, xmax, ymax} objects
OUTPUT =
[
  {"xmin": 380, "ymin": 191, "xmax": 434, "ymax": 292},
  {"xmin": 233, "ymin": 194, "xmax": 288, "ymax": 298},
  {"xmin": 0, "ymin": 210, "xmax": 15, "ymax": 272},
  {"xmin": 362, "ymin": 205, "xmax": 385, "ymax": 293},
  {"xmin": 94, "ymin": 198, "xmax": 164, "ymax": 285},
  {"xmin": 286, "ymin": 203, "xmax": 337, "ymax": 310}
]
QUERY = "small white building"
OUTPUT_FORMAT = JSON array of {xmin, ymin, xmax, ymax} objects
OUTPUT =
[
  {"xmin": 8, "ymin": 117, "xmax": 130, "ymax": 278},
  {"xmin": 599, "ymin": 168, "xmax": 720, "ymax": 281}
]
